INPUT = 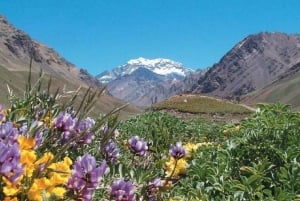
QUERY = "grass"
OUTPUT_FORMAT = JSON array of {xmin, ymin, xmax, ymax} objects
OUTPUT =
[
  {"xmin": 0, "ymin": 66, "xmax": 142, "ymax": 119},
  {"xmin": 151, "ymin": 95, "xmax": 252, "ymax": 114}
]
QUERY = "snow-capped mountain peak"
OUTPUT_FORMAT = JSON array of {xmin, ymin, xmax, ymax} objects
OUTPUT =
[{"xmin": 96, "ymin": 57, "xmax": 193, "ymax": 83}]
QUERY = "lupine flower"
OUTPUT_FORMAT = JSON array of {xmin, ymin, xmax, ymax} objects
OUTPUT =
[
  {"xmin": 0, "ymin": 122, "xmax": 20, "ymax": 145},
  {"xmin": 147, "ymin": 178, "xmax": 162, "ymax": 198},
  {"xmin": 68, "ymin": 154, "xmax": 109, "ymax": 200},
  {"xmin": 0, "ymin": 104, "xmax": 4, "ymax": 122},
  {"xmin": 0, "ymin": 141, "xmax": 23, "ymax": 183},
  {"xmin": 110, "ymin": 178, "xmax": 135, "ymax": 201},
  {"xmin": 53, "ymin": 112, "xmax": 78, "ymax": 142},
  {"xmin": 128, "ymin": 136, "xmax": 148, "ymax": 156},
  {"xmin": 34, "ymin": 129, "xmax": 44, "ymax": 149},
  {"xmin": 102, "ymin": 124, "xmax": 120, "ymax": 138},
  {"xmin": 169, "ymin": 142, "xmax": 186, "ymax": 159},
  {"xmin": 76, "ymin": 117, "xmax": 95, "ymax": 144},
  {"xmin": 103, "ymin": 139, "xmax": 120, "ymax": 163},
  {"xmin": 102, "ymin": 124, "xmax": 109, "ymax": 135}
]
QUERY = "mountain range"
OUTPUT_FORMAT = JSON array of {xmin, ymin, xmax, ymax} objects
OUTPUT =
[
  {"xmin": 97, "ymin": 32, "xmax": 300, "ymax": 109},
  {"xmin": 1, "ymin": 14, "xmax": 300, "ymax": 110},
  {"xmin": 96, "ymin": 57, "xmax": 193, "ymax": 107},
  {"xmin": 0, "ymin": 15, "xmax": 141, "ymax": 117},
  {"xmin": 191, "ymin": 32, "xmax": 300, "ymax": 99}
]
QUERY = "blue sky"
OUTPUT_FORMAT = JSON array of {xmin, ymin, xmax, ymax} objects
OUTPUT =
[{"xmin": 1, "ymin": 0, "xmax": 300, "ymax": 75}]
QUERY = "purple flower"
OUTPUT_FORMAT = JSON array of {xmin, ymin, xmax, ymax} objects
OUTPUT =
[
  {"xmin": 68, "ymin": 154, "xmax": 109, "ymax": 200},
  {"xmin": 169, "ymin": 142, "xmax": 186, "ymax": 159},
  {"xmin": 34, "ymin": 129, "xmax": 44, "ymax": 149},
  {"xmin": 110, "ymin": 178, "xmax": 135, "ymax": 201},
  {"xmin": 0, "ymin": 122, "xmax": 19, "ymax": 144},
  {"xmin": 147, "ymin": 178, "xmax": 162, "ymax": 198},
  {"xmin": 103, "ymin": 139, "xmax": 120, "ymax": 163},
  {"xmin": 53, "ymin": 112, "xmax": 78, "ymax": 142},
  {"xmin": 76, "ymin": 117, "xmax": 95, "ymax": 144},
  {"xmin": 0, "ymin": 141, "xmax": 23, "ymax": 183},
  {"xmin": 128, "ymin": 136, "xmax": 148, "ymax": 157},
  {"xmin": 102, "ymin": 124, "xmax": 119, "ymax": 138},
  {"xmin": 102, "ymin": 124, "xmax": 109, "ymax": 135},
  {"xmin": 0, "ymin": 104, "xmax": 4, "ymax": 121},
  {"xmin": 18, "ymin": 123, "xmax": 28, "ymax": 135}
]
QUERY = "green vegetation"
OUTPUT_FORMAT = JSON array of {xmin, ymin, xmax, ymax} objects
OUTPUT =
[
  {"xmin": 151, "ymin": 95, "xmax": 252, "ymax": 114},
  {"xmin": 0, "ymin": 70, "xmax": 299, "ymax": 200}
]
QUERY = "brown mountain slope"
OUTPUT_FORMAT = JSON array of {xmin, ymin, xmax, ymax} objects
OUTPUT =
[
  {"xmin": 242, "ymin": 62, "xmax": 300, "ymax": 110},
  {"xmin": 0, "ymin": 15, "xmax": 141, "ymax": 118},
  {"xmin": 191, "ymin": 32, "xmax": 300, "ymax": 99},
  {"xmin": 0, "ymin": 15, "xmax": 102, "ymax": 88}
]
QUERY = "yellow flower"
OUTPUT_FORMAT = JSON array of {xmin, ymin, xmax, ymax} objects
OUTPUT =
[
  {"xmin": 169, "ymin": 198, "xmax": 184, "ymax": 201},
  {"xmin": 165, "ymin": 157, "xmax": 188, "ymax": 178},
  {"xmin": 28, "ymin": 177, "xmax": 51, "ymax": 201},
  {"xmin": 18, "ymin": 136, "xmax": 37, "ymax": 177},
  {"xmin": 235, "ymin": 125, "xmax": 241, "ymax": 131},
  {"xmin": 20, "ymin": 149, "xmax": 37, "ymax": 177},
  {"xmin": 34, "ymin": 152, "xmax": 54, "ymax": 167},
  {"xmin": 51, "ymin": 187, "xmax": 67, "ymax": 198},
  {"xmin": 28, "ymin": 177, "xmax": 68, "ymax": 201},
  {"xmin": 3, "ymin": 185, "xmax": 20, "ymax": 197},
  {"xmin": 4, "ymin": 197, "xmax": 18, "ymax": 201},
  {"xmin": 48, "ymin": 157, "xmax": 72, "ymax": 184},
  {"xmin": 183, "ymin": 143, "xmax": 200, "ymax": 159},
  {"xmin": 2, "ymin": 177, "xmax": 21, "ymax": 196},
  {"xmin": 18, "ymin": 135, "xmax": 36, "ymax": 150},
  {"xmin": 42, "ymin": 112, "xmax": 53, "ymax": 128}
]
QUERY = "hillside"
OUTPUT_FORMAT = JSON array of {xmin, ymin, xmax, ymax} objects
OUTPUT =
[
  {"xmin": 190, "ymin": 32, "xmax": 300, "ymax": 100},
  {"xmin": 0, "ymin": 15, "xmax": 141, "ymax": 118},
  {"xmin": 242, "ymin": 62, "xmax": 300, "ymax": 110},
  {"xmin": 150, "ymin": 94, "xmax": 253, "ymax": 122}
]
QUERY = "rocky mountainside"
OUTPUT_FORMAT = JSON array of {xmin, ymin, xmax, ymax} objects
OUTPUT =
[
  {"xmin": 191, "ymin": 32, "xmax": 300, "ymax": 99},
  {"xmin": 0, "ymin": 15, "xmax": 142, "ymax": 118},
  {"xmin": 97, "ymin": 57, "xmax": 193, "ymax": 107},
  {"xmin": 0, "ymin": 15, "xmax": 102, "ymax": 88}
]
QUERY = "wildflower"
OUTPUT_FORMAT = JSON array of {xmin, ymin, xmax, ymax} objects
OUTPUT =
[
  {"xmin": 147, "ymin": 178, "xmax": 162, "ymax": 198},
  {"xmin": 0, "ymin": 104, "xmax": 6, "ymax": 122},
  {"xmin": 76, "ymin": 117, "xmax": 95, "ymax": 144},
  {"xmin": 164, "ymin": 157, "xmax": 188, "ymax": 178},
  {"xmin": 53, "ymin": 112, "xmax": 78, "ymax": 142},
  {"xmin": 102, "ymin": 124, "xmax": 109, "ymax": 135},
  {"xmin": 169, "ymin": 142, "xmax": 186, "ymax": 159},
  {"xmin": 103, "ymin": 139, "xmax": 120, "ymax": 163},
  {"xmin": 110, "ymin": 178, "xmax": 135, "ymax": 201},
  {"xmin": 183, "ymin": 143, "xmax": 200, "ymax": 159},
  {"xmin": 0, "ymin": 141, "xmax": 23, "ymax": 183},
  {"xmin": 4, "ymin": 197, "xmax": 18, "ymax": 201},
  {"xmin": 48, "ymin": 156, "xmax": 73, "ymax": 184},
  {"xmin": 128, "ymin": 136, "xmax": 148, "ymax": 156},
  {"xmin": 27, "ymin": 155, "xmax": 72, "ymax": 201},
  {"xmin": 160, "ymin": 179, "xmax": 174, "ymax": 191},
  {"xmin": 18, "ymin": 136, "xmax": 37, "ymax": 177},
  {"xmin": 0, "ymin": 122, "xmax": 19, "ymax": 145},
  {"xmin": 68, "ymin": 154, "xmax": 109, "ymax": 200}
]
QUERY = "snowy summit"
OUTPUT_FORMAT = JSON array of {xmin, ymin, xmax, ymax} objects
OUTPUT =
[{"xmin": 96, "ymin": 57, "xmax": 193, "ymax": 83}]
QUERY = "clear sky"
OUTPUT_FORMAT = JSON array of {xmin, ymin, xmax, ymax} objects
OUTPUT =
[{"xmin": 1, "ymin": 0, "xmax": 300, "ymax": 75}]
